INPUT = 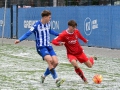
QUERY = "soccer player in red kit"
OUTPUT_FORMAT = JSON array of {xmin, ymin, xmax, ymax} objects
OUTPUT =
[{"xmin": 52, "ymin": 20, "xmax": 97, "ymax": 83}]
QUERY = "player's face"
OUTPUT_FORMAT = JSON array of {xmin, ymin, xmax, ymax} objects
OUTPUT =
[
  {"xmin": 45, "ymin": 15, "xmax": 51, "ymax": 23},
  {"xmin": 68, "ymin": 26, "xmax": 76, "ymax": 33}
]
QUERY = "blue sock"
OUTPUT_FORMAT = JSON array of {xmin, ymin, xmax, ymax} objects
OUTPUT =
[
  {"xmin": 44, "ymin": 67, "xmax": 50, "ymax": 77},
  {"xmin": 50, "ymin": 68, "xmax": 58, "ymax": 79}
]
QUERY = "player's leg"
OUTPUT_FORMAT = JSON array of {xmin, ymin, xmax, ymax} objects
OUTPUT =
[
  {"xmin": 40, "ymin": 67, "xmax": 50, "ymax": 83},
  {"xmin": 37, "ymin": 47, "xmax": 54, "ymax": 83},
  {"xmin": 45, "ymin": 56, "xmax": 64, "ymax": 87},
  {"xmin": 48, "ymin": 46, "xmax": 58, "ymax": 68},
  {"xmin": 78, "ymin": 52, "xmax": 94, "ymax": 68},
  {"xmin": 48, "ymin": 46, "xmax": 65, "ymax": 87},
  {"xmin": 46, "ymin": 46, "xmax": 58, "ymax": 80},
  {"xmin": 71, "ymin": 60, "xmax": 87, "ymax": 83},
  {"xmin": 84, "ymin": 57, "xmax": 94, "ymax": 68},
  {"xmin": 38, "ymin": 46, "xmax": 64, "ymax": 87},
  {"xmin": 43, "ymin": 55, "xmax": 58, "ymax": 82},
  {"xmin": 44, "ymin": 56, "xmax": 58, "ymax": 79},
  {"xmin": 50, "ymin": 55, "xmax": 58, "ymax": 68},
  {"xmin": 41, "ymin": 57, "xmax": 58, "ymax": 80},
  {"xmin": 68, "ymin": 54, "xmax": 87, "ymax": 83},
  {"xmin": 44, "ymin": 67, "xmax": 50, "ymax": 77},
  {"xmin": 50, "ymin": 56, "xmax": 58, "ymax": 79}
]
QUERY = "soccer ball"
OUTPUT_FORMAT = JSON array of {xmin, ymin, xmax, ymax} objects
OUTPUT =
[{"xmin": 93, "ymin": 74, "xmax": 103, "ymax": 84}]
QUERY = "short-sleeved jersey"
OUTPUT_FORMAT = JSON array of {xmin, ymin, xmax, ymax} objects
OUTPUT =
[{"xmin": 52, "ymin": 29, "xmax": 87, "ymax": 55}]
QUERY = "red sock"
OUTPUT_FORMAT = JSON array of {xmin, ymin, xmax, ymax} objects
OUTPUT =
[
  {"xmin": 89, "ymin": 57, "xmax": 94, "ymax": 65},
  {"xmin": 75, "ymin": 68, "xmax": 87, "ymax": 82}
]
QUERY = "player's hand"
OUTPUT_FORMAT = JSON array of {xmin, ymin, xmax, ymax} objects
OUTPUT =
[
  {"xmin": 87, "ymin": 40, "xmax": 88, "ymax": 42},
  {"xmin": 59, "ymin": 42, "xmax": 65, "ymax": 46},
  {"xmin": 85, "ymin": 40, "xmax": 88, "ymax": 44},
  {"xmin": 15, "ymin": 40, "xmax": 20, "ymax": 44}
]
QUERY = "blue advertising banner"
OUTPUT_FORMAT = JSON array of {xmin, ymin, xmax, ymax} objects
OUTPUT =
[
  {"xmin": 0, "ymin": 6, "xmax": 120, "ymax": 49},
  {"xmin": 0, "ymin": 8, "xmax": 11, "ymax": 38}
]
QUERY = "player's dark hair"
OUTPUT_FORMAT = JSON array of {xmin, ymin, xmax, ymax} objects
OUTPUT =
[
  {"xmin": 41, "ymin": 10, "xmax": 51, "ymax": 17},
  {"xmin": 68, "ymin": 20, "xmax": 77, "ymax": 27}
]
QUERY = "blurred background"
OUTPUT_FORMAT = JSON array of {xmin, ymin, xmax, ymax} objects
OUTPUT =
[
  {"xmin": 0, "ymin": 0, "xmax": 120, "ymax": 8},
  {"xmin": 0, "ymin": 0, "xmax": 120, "ymax": 49}
]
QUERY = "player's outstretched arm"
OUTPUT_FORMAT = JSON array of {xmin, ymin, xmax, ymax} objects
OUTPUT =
[
  {"xmin": 49, "ymin": 29, "xmax": 59, "ymax": 36},
  {"xmin": 77, "ymin": 30, "xmax": 88, "ymax": 43},
  {"xmin": 52, "ymin": 40, "xmax": 65, "ymax": 46},
  {"xmin": 52, "ymin": 35, "xmax": 65, "ymax": 46},
  {"xmin": 52, "ymin": 32, "xmax": 65, "ymax": 46},
  {"xmin": 14, "ymin": 30, "xmax": 32, "ymax": 44}
]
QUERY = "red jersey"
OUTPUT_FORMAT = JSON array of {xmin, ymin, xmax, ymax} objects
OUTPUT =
[{"xmin": 52, "ymin": 29, "xmax": 87, "ymax": 55}]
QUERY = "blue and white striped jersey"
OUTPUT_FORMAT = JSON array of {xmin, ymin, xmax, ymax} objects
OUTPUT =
[{"xmin": 19, "ymin": 20, "xmax": 59, "ymax": 47}]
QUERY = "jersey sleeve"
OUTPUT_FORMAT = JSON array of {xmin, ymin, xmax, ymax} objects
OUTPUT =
[
  {"xmin": 19, "ymin": 30, "xmax": 32, "ymax": 42},
  {"xmin": 29, "ymin": 21, "xmax": 38, "ymax": 32},
  {"xmin": 19, "ymin": 21, "xmax": 38, "ymax": 42},
  {"xmin": 47, "ymin": 22, "xmax": 59, "ymax": 36},
  {"xmin": 49, "ymin": 29, "xmax": 59, "ymax": 36},
  {"xmin": 52, "ymin": 33, "xmax": 64, "ymax": 46},
  {"xmin": 77, "ymin": 30, "xmax": 87, "ymax": 43}
]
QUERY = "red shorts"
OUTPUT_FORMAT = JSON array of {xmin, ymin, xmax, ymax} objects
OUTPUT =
[{"xmin": 67, "ymin": 52, "xmax": 88, "ymax": 63}]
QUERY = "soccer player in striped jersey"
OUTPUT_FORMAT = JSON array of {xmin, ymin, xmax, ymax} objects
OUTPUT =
[
  {"xmin": 52, "ymin": 20, "xmax": 97, "ymax": 83},
  {"xmin": 15, "ymin": 10, "xmax": 64, "ymax": 87}
]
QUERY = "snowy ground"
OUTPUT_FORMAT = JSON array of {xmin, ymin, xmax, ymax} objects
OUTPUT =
[{"xmin": 0, "ymin": 38, "xmax": 120, "ymax": 90}]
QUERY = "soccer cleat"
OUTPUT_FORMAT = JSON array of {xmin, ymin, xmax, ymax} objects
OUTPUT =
[
  {"xmin": 40, "ymin": 75, "xmax": 45, "ymax": 83},
  {"xmin": 93, "ymin": 56, "xmax": 97, "ymax": 60},
  {"xmin": 84, "ymin": 81, "xmax": 88, "ymax": 84},
  {"xmin": 80, "ymin": 75, "xmax": 88, "ymax": 83},
  {"xmin": 83, "ymin": 78, "xmax": 88, "ymax": 84},
  {"xmin": 56, "ymin": 78, "xmax": 65, "ymax": 87}
]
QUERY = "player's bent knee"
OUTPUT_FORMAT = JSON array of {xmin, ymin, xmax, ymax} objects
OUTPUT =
[
  {"xmin": 87, "ymin": 62, "xmax": 93, "ymax": 68},
  {"xmin": 54, "ymin": 62, "xmax": 58, "ymax": 67},
  {"xmin": 53, "ymin": 60, "xmax": 58, "ymax": 65},
  {"xmin": 85, "ymin": 62, "xmax": 93, "ymax": 68}
]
